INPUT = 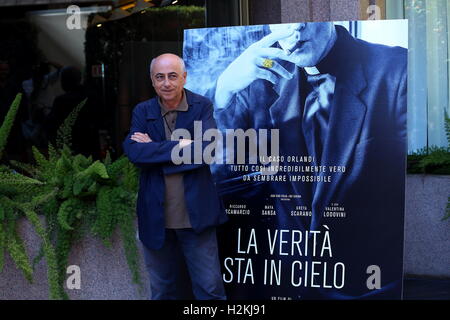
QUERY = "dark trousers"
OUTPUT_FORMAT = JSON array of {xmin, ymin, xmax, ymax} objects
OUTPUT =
[{"xmin": 142, "ymin": 227, "xmax": 226, "ymax": 300}]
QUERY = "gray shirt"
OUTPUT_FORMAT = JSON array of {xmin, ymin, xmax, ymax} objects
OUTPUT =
[{"xmin": 159, "ymin": 91, "xmax": 191, "ymax": 229}]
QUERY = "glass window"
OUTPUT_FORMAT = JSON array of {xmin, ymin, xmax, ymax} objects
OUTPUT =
[{"xmin": 387, "ymin": 0, "xmax": 450, "ymax": 153}]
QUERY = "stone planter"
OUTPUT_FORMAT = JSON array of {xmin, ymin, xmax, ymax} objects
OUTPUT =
[{"xmin": 0, "ymin": 217, "xmax": 150, "ymax": 300}]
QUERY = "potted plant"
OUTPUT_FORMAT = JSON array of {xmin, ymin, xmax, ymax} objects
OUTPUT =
[{"xmin": 0, "ymin": 94, "xmax": 141, "ymax": 299}]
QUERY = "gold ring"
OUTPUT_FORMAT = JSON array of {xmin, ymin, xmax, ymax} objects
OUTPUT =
[{"xmin": 262, "ymin": 58, "xmax": 274, "ymax": 69}]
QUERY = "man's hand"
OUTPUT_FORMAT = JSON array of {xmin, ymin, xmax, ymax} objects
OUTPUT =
[
  {"xmin": 131, "ymin": 132, "xmax": 152, "ymax": 143},
  {"xmin": 214, "ymin": 28, "xmax": 298, "ymax": 109}
]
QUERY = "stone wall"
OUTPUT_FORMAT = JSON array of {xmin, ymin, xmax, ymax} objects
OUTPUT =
[
  {"xmin": 404, "ymin": 175, "xmax": 450, "ymax": 278},
  {"xmin": 1, "ymin": 175, "xmax": 449, "ymax": 299},
  {"xmin": 0, "ymin": 218, "xmax": 149, "ymax": 300}
]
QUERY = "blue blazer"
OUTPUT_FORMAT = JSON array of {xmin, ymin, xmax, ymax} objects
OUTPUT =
[{"xmin": 123, "ymin": 89, "xmax": 228, "ymax": 250}]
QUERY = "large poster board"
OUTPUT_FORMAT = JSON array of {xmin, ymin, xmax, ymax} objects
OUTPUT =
[{"xmin": 183, "ymin": 20, "xmax": 408, "ymax": 299}]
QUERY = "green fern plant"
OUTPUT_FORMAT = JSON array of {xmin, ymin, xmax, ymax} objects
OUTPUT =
[
  {"xmin": 414, "ymin": 112, "xmax": 450, "ymax": 220},
  {"xmin": 0, "ymin": 93, "xmax": 22, "ymax": 159},
  {"xmin": 408, "ymin": 112, "xmax": 450, "ymax": 175},
  {"xmin": 0, "ymin": 94, "xmax": 38, "ymax": 286},
  {"xmin": 56, "ymin": 98, "xmax": 87, "ymax": 150},
  {"xmin": 0, "ymin": 94, "xmax": 141, "ymax": 299}
]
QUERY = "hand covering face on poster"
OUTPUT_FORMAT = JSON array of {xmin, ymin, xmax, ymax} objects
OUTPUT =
[
  {"xmin": 183, "ymin": 20, "xmax": 408, "ymax": 300},
  {"xmin": 214, "ymin": 27, "xmax": 297, "ymax": 110}
]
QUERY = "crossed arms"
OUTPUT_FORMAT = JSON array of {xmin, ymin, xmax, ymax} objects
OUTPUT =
[{"xmin": 123, "ymin": 102, "xmax": 217, "ymax": 175}]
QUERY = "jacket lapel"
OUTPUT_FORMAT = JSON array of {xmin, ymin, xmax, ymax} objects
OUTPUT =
[
  {"xmin": 145, "ymin": 98, "xmax": 166, "ymax": 141},
  {"xmin": 174, "ymin": 90, "xmax": 198, "ymax": 134},
  {"xmin": 144, "ymin": 90, "xmax": 199, "ymax": 142}
]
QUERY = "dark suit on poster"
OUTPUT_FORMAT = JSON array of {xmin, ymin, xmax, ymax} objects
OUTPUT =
[{"xmin": 214, "ymin": 25, "xmax": 407, "ymax": 298}]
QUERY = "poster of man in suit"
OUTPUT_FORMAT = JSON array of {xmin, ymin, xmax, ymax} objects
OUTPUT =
[{"xmin": 182, "ymin": 20, "xmax": 408, "ymax": 299}]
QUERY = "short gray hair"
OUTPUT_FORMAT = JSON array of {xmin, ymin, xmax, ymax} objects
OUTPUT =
[{"xmin": 149, "ymin": 53, "xmax": 186, "ymax": 75}]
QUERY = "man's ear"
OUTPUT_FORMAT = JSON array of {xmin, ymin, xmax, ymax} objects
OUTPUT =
[{"xmin": 182, "ymin": 71, "xmax": 187, "ymax": 84}]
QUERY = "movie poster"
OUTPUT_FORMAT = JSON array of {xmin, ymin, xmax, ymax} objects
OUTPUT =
[{"xmin": 183, "ymin": 20, "xmax": 408, "ymax": 299}]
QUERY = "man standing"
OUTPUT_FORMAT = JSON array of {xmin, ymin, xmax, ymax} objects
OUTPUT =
[{"xmin": 123, "ymin": 53, "xmax": 227, "ymax": 300}]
